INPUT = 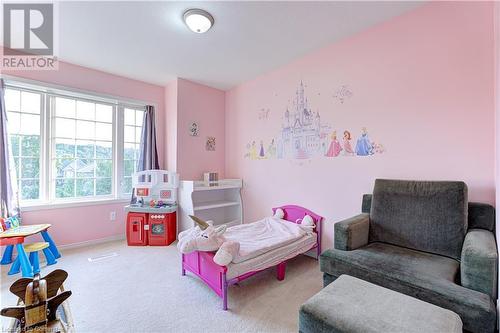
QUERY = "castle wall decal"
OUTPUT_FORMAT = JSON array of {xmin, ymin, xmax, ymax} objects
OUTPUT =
[{"xmin": 245, "ymin": 81, "xmax": 385, "ymax": 160}]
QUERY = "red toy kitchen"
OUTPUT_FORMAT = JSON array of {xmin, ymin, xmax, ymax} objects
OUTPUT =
[{"xmin": 125, "ymin": 170, "xmax": 178, "ymax": 246}]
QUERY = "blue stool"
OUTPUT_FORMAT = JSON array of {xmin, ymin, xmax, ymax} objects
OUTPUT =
[{"xmin": 8, "ymin": 242, "xmax": 57, "ymax": 276}]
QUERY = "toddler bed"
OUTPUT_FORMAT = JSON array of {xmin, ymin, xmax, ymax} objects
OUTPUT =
[{"xmin": 180, "ymin": 205, "xmax": 323, "ymax": 310}]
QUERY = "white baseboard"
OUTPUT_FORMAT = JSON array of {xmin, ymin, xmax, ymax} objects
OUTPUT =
[{"xmin": 59, "ymin": 234, "xmax": 126, "ymax": 251}]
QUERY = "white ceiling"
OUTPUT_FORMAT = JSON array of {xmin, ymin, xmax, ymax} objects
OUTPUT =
[{"xmin": 56, "ymin": 1, "xmax": 423, "ymax": 90}]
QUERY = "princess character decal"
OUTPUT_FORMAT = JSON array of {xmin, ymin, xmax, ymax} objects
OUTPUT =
[
  {"xmin": 355, "ymin": 127, "xmax": 374, "ymax": 156},
  {"xmin": 343, "ymin": 130, "xmax": 354, "ymax": 155},
  {"xmin": 325, "ymin": 131, "xmax": 342, "ymax": 157},
  {"xmin": 259, "ymin": 140, "xmax": 265, "ymax": 158},
  {"xmin": 250, "ymin": 141, "xmax": 257, "ymax": 160}
]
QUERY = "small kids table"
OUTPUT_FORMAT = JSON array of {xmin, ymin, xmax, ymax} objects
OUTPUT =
[{"xmin": 0, "ymin": 224, "xmax": 61, "ymax": 277}]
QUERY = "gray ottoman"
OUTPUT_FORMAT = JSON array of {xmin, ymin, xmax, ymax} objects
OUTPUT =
[{"xmin": 299, "ymin": 275, "xmax": 462, "ymax": 333}]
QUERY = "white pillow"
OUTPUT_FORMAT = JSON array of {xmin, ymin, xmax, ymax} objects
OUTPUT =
[
  {"xmin": 274, "ymin": 208, "xmax": 285, "ymax": 219},
  {"xmin": 300, "ymin": 215, "xmax": 315, "ymax": 231}
]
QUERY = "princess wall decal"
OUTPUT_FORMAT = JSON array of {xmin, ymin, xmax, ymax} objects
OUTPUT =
[
  {"xmin": 343, "ymin": 130, "xmax": 355, "ymax": 155},
  {"xmin": 244, "ymin": 81, "xmax": 385, "ymax": 161},
  {"xmin": 325, "ymin": 131, "xmax": 342, "ymax": 157}
]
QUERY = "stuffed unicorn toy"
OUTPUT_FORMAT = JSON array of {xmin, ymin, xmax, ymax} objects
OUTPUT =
[{"xmin": 177, "ymin": 215, "xmax": 240, "ymax": 266}]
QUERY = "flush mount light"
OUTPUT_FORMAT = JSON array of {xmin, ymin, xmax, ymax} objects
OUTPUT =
[{"xmin": 183, "ymin": 9, "xmax": 214, "ymax": 33}]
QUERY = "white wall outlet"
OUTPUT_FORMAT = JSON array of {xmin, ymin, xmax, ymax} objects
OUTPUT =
[{"xmin": 110, "ymin": 211, "xmax": 116, "ymax": 221}]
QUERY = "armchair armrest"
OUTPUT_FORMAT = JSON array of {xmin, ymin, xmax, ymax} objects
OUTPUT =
[
  {"xmin": 334, "ymin": 213, "xmax": 370, "ymax": 251},
  {"xmin": 461, "ymin": 229, "xmax": 498, "ymax": 299}
]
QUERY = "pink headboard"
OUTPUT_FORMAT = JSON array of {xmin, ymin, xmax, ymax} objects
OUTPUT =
[
  {"xmin": 272, "ymin": 205, "xmax": 323, "ymax": 258},
  {"xmin": 272, "ymin": 205, "xmax": 323, "ymax": 226}
]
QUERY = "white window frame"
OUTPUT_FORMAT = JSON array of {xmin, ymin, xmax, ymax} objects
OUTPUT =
[{"xmin": 3, "ymin": 76, "xmax": 152, "ymax": 210}]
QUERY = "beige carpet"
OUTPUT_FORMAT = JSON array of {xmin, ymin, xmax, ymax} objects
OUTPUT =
[{"xmin": 1, "ymin": 240, "xmax": 323, "ymax": 333}]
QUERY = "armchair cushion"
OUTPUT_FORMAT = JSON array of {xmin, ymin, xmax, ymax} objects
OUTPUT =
[
  {"xmin": 320, "ymin": 242, "xmax": 496, "ymax": 333},
  {"xmin": 370, "ymin": 179, "xmax": 467, "ymax": 260},
  {"xmin": 461, "ymin": 229, "xmax": 498, "ymax": 299},
  {"xmin": 334, "ymin": 214, "xmax": 369, "ymax": 251}
]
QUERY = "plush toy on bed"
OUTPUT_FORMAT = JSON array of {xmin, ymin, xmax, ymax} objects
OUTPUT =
[
  {"xmin": 177, "ymin": 216, "xmax": 240, "ymax": 266},
  {"xmin": 273, "ymin": 208, "xmax": 315, "ymax": 232}
]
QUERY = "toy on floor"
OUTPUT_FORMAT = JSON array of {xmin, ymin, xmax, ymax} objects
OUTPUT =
[
  {"xmin": 8, "ymin": 242, "xmax": 57, "ymax": 275},
  {"xmin": 1, "ymin": 269, "xmax": 74, "ymax": 333},
  {"xmin": 177, "ymin": 215, "xmax": 240, "ymax": 266},
  {"xmin": 0, "ymin": 218, "xmax": 61, "ymax": 277}
]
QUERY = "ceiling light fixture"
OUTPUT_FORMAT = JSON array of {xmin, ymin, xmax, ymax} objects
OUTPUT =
[{"xmin": 183, "ymin": 9, "xmax": 214, "ymax": 34}]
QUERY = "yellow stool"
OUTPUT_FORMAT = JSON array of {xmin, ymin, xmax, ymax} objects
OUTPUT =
[{"xmin": 8, "ymin": 242, "xmax": 57, "ymax": 276}]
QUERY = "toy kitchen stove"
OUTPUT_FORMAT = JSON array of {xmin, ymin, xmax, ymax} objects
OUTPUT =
[{"xmin": 124, "ymin": 170, "xmax": 179, "ymax": 246}]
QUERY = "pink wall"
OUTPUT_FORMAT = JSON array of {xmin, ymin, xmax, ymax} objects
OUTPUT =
[
  {"xmin": 175, "ymin": 78, "xmax": 225, "ymax": 180},
  {"xmin": 3, "ymin": 61, "xmax": 166, "ymax": 246},
  {"xmin": 225, "ymin": 2, "xmax": 496, "ymax": 250},
  {"xmin": 165, "ymin": 80, "xmax": 178, "ymax": 173}
]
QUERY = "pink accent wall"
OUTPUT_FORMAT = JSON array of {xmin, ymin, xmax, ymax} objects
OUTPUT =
[
  {"xmin": 225, "ymin": 2, "xmax": 496, "ymax": 250},
  {"xmin": 170, "ymin": 78, "xmax": 226, "ymax": 180},
  {"xmin": 165, "ymin": 80, "xmax": 178, "ymax": 173},
  {"xmin": 3, "ymin": 61, "xmax": 166, "ymax": 246}
]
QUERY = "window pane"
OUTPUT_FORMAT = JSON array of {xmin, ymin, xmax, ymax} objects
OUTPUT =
[
  {"xmin": 7, "ymin": 112, "xmax": 20, "ymax": 134},
  {"xmin": 5, "ymin": 89, "xmax": 20, "ymax": 111},
  {"xmin": 96, "ymin": 104, "xmax": 112, "ymax": 123},
  {"xmin": 96, "ymin": 160, "xmax": 112, "ymax": 178},
  {"xmin": 56, "ymin": 179, "xmax": 75, "ymax": 198},
  {"xmin": 76, "ymin": 141, "xmax": 95, "ymax": 159},
  {"xmin": 76, "ymin": 120, "xmax": 95, "ymax": 140},
  {"xmin": 21, "ymin": 135, "xmax": 40, "ymax": 157},
  {"xmin": 124, "ymin": 143, "xmax": 135, "ymax": 159},
  {"xmin": 76, "ymin": 159, "xmax": 95, "ymax": 178},
  {"xmin": 96, "ymin": 141, "xmax": 112, "ymax": 159},
  {"xmin": 135, "ymin": 111, "xmax": 144, "ymax": 127},
  {"xmin": 55, "ymin": 139, "xmax": 75, "ymax": 158},
  {"xmin": 14, "ymin": 158, "xmax": 20, "ymax": 177},
  {"xmin": 55, "ymin": 159, "xmax": 75, "ymax": 178},
  {"xmin": 122, "ymin": 177, "xmax": 132, "ymax": 194},
  {"xmin": 124, "ymin": 108, "xmax": 136, "ymax": 125},
  {"xmin": 20, "ymin": 114, "xmax": 40, "ymax": 135},
  {"xmin": 135, "ymin": 144, "xmax": 141, "ymax": 160},
  {"xmin": 20, "ymin": 180, "xmax": 39, "ymax": 200},
  {"xmin": 124, "ymin": 126, "xmax": 135, "ymax": 143},
  {"xmin": 10, "ymin": 135, "xmax": 20, "ymax": 157},
  {"xmin": 55, "ymin": 97, "xmax": 75, "ymax": 118},
  {"xmin": 124, "ymin": 160, "xmax": 136, "ymax": 177},
  {"xmin": 96, "ymin": 178, "xmax": 112, "ymax": 195},
  {"xmin": 55, "ymin": 118, "xmax": 75, "ymax": 138},
  {"xmin": 95, "ymin": 123, "xmax": 112, "ymax": 141},
  {"xmin": 76, "ymin": 178, "xmax": 94, "ymax": 197},
  {"xmin": 135, "ymin": 127, "xmax": 142, "ymax": 143},
  {"xmin": 76, "ymin": 101, "xmax": 95, "ymax": 120},
  {"xmin": 21, "ymin": 158, "xmax": 39, "ymax": 178},
  {"xmin": 21, "ymin": 91, "xmax": 41, "ymax": 114}
]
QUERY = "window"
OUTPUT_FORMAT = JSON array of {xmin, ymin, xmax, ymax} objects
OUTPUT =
[
  {"xmin": 122, "ymin": 108, "xmax": 144, "ymax": 195},
  {"xmin": 5, "ymin": 88, "xmax": 42, "ymax": 201},
  {"xmin": 4, "ymin": 82, "xmax": 146, "ymax": 206},
  {"xmin": 52, "ymin": 97, "xmax": 114, "ymax": 199}
]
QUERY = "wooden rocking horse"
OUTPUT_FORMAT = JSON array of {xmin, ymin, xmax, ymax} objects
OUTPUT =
[{"xmin": 1, "ymin": 269, "xmax": 74, "ymax": 332}]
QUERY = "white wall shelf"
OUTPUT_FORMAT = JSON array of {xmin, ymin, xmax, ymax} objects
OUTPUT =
[
  {"xmin": 194, "ymin": 201, "xmax": 240, "ymax": 211},
  {"xmin": 178, "ymin": 179, "xmax": 243, "ymax": 233}
]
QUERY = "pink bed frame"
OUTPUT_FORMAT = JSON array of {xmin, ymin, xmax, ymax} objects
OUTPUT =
[{"xmin": 181, "ymin": 205, "xmax": 323, "ymax": 310}]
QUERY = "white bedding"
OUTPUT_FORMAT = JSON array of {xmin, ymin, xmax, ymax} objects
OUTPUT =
[
  {"xmin": 223, "ymin": 217, "xmax": 308, "ymax": 264},
  {"xmin": 226, "ymin": 232, "xmax": 316, "ymax": 279}
]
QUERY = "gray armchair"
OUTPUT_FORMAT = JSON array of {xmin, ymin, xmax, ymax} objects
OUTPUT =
[{"xmin": 320, "ymin": 179, "xmax": 498, "ymax": 333}]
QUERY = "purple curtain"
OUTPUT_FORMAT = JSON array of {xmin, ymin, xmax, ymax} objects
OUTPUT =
[
  {"xmin": 137, "ymin": 105, "xmax": 160, "ymax": 171},
  {"xmin": 131, "ymin": 105, "xmax": 159, "ymax": 203},
  {"xmin": 0, "ymin": 79, "xmax": 19, "ymax": 217}
]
